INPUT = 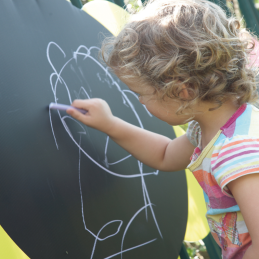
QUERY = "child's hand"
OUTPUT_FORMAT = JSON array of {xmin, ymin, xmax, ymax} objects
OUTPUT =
[
  {"xmin": 66, "ymin": 99, "xmax": 194, "ymax": 172},
  {"xmin": 66, "ymin": 99, "xmax": 115, "ymax": 134}
]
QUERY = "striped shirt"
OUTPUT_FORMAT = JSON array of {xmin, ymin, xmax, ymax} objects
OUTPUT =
[{"xmin": 186, "ymin": 103, "xmax": 259, "ymax": 259}]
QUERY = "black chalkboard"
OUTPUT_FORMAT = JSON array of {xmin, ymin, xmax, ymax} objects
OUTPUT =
[{"xmin": 0, "ymin": 0, "xmax": 187, "ymax": 258}]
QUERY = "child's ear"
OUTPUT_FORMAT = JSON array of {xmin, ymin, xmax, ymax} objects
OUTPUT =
[{"xmin": 179, "ymin": 84, "xmax": 190, "ymax": 100}]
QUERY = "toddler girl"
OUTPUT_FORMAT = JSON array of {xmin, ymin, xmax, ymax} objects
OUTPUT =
[{"xmin": 67, "ymin": 0, "xmax": 259, "ymax": 258}]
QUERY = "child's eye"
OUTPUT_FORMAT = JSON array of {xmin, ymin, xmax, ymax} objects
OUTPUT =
[{"xmin": 131, "ymin": 90, "xmax": 141, "ymax": 98}]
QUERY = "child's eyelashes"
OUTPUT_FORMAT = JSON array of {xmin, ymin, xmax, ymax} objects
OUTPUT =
[
  {"xmin": 130, "ymin": 91, "xmax": 143, "ymax": 102},
  {"xmin": 131, "ymin": 90, "xmax": 141, "ymax": 97}
]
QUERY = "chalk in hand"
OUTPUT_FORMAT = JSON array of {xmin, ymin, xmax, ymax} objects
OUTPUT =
[{"xmin": 49, "ymin": 102, "xmax": 87, "ymax": 114}]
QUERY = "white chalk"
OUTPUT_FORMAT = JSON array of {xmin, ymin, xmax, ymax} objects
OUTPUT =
[{"xmin": 49, "ymin": 102, "xmax": 87, "ymax": 114}]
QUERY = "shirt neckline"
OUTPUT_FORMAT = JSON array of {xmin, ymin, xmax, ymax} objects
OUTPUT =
[
  {"xmin": 220, "ymin": 103, "xmax": 247, "ymax": 130},
  {"xmin": 199, "ymin": 103, "xmax": 247, "ymax": 149},
  {"xmin": 188, "ymin": 103, "xmax": 248, "ymax": 170}
]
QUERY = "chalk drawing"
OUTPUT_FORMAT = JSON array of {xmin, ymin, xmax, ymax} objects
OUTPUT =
[{"xmin": 47, "ymin": 42, "xmax": 162, "ymax": 258}]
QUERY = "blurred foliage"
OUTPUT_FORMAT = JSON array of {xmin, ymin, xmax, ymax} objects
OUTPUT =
[
  {"xmin": 124, "ymin": 0, "xmax": 143, "ymax": 13},
  {"xmin": 184, "ymin": 240, "xmax": 209, "ymax": 259},
  {"xmin": 81, "ymin": 0, "xmax": 89, "ymax": 4}
]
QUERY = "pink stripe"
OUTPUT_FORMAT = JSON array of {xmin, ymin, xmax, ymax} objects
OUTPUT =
[
  {"xmin": 209, "ymin": 195, "xmax": 237, "ymax": 209},
  {"xmin": 211, "ymin": 144, "xmax": 259, "ymax": 164},
  {"xmin": 199, "ymin": 182, "xmax": 224, "ymax": 199},
  {"xmin": 199, "ymin": 182, "xmax": 237, "ymax": 209},
  {"xmin": 220, "ymin": 103, "xmax": 247, "ymax": 130},
  {"xmin": 222, "ymin": 242, "xmax": 250, "ymax": 259},
  {"xmin": 212, "ymin": 150, "xmax": 259, "ymax": 171}
]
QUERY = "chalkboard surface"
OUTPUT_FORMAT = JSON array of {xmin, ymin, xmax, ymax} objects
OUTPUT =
[{"xmin": 0, "ymin": 0, "xmax": 187, "ymax": 258}]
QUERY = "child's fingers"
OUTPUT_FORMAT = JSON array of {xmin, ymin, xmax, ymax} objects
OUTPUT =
[
  {"xmin": 71, "ymin": 99, "xmax": 92, "ymax": 110},
  {"xmin": 67, "ymin": 98, "xmax": 114, "ymax": 133},
  {"xmin": 66, "ymin": 108, "xmax": 87, "ymax": 123},
  {"xmin": 71, "ymin": 98, "xmax": 102, "ymax": 110},
  {"xmin": 72, "ymin": 98, "xmax": 108, "ymax": 111}
]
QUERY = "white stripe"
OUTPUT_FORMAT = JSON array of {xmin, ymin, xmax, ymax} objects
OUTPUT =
[
  {"xmin": 213, "ymin": 155, "xmax": 259, "ymax": 178},
  {"xmin": 236, "ymin": 220, "xmax": 248, "ymax": 234},
  {"xmin": 211, "ymin": 140, "xmax": 259, "ymax": 169},
  {"xmin": 201, "ymin": 157, "xmax": 212, "ymax": 172}
]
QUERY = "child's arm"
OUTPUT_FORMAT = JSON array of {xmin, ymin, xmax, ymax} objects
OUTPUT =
[
  {"xmin": 228, "ymin": 175, "xmax": 259, "ymax": 259},
  {"xmin": 67, "ymin": 98, "xmax": 194, "ymax": 172}
]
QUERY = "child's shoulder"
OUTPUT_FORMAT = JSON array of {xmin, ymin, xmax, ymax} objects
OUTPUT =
[
  {"xmin": 219, "ymin": 103, "xmax": 259, "ymax": 141},
  {"xmin": 187, "ymin": 103, "xmax": 259, "ymax": 148},
  {"xmin": 212, "ymin": 103, "xmax": 259, "ymax": 156}
]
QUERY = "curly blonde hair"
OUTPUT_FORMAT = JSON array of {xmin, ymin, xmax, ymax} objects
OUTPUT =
[{"xmin": 101, "ymin": 0, "xmax": 258, "ymax": 114}]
